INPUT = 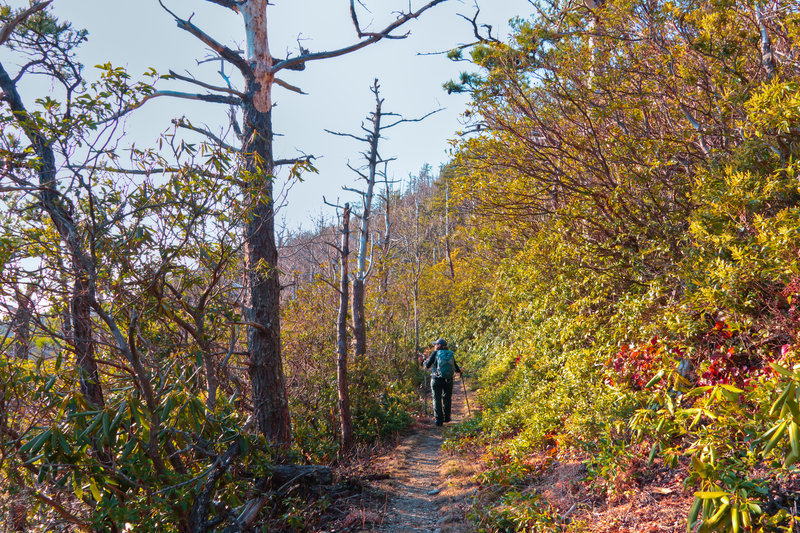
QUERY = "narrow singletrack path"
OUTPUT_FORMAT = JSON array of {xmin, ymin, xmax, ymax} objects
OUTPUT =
[{"xmin": 362, "ymin": 375, "xmax": 474, "ymax": 533}]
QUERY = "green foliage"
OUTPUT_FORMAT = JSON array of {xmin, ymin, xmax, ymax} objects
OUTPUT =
[
  {"xmin": 4, "ymin": 0, "xmax": 800, "ymax": 530},
  {"xmin": 0, "ymin": 5, "xmax": 291, "ymax": 529},
  {"xmin": 432, "ymin": 0, "xmax": 800, "ymax": 530},
  {"xmin": 1, "ymin": 350, "xmax": 259, "ymax": 530},
  {"xmin": 467, "ymin": 489, "xmax": 562, "ymax": 532},
  {"xmin": 281, "ymin": 278, "xmax": 418, "ymax": 461}
]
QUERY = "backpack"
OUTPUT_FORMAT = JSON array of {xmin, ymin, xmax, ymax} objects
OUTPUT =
[{"xmin": 434, "ymin": 350, "xmax": 455, "ymax": 379}]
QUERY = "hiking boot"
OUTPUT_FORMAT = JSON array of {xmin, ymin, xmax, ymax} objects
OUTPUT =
[{"xmin": 434, "ymin": 420, "xmax": 443, "ymax": 427}]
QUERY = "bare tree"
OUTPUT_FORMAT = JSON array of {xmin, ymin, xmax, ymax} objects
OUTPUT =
[
  {"xmin": 156, "ymin": 0, "xmax": 449, "ymax": 445},
  {"xmin": 328, "ymin": 79, "xmax": 441, "ymax": 359},
  {"xmin": 336, "ymin": 204, "xmax": 354, "ymax": 451}
]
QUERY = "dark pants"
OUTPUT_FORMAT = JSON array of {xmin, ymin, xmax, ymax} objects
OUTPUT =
[{"xmin": 431, "ymin": 376, "xmax": 454, "ymax": 424}]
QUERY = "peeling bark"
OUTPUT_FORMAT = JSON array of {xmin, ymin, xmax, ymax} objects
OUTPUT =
[
  {"xmin": 241, "ymin": 0, "xmax": 273, "ymax": 113},
  {"xmin": 240, "ymin": 101, "xmax": 290, "ymax": 445}
]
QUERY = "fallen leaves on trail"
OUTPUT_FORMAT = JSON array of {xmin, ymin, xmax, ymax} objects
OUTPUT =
[
  {"xmin": 473, "ymin": 446, "xmax": 693, "ymax": 532},
  {"xmin": 341, "ymin": 510, "xmax": 383, "ymax": 529}
]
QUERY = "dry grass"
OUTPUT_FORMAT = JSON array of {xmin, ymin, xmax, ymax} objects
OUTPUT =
[
  {"xmin": 462, "ymin": 444, "xmax": 694, "ymax": 532},
  {"xmin": 434, "ymin": 440, "xmax": 483, "ymax": 532}
]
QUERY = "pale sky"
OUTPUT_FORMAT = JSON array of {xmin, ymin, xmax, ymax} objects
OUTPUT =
[{"xmin": 3, "ymin": 0, "xmax": 532, "ymax": 229}]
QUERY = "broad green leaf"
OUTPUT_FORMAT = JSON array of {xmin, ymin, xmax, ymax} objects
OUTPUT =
[{"xmin": 694, "ymin": 491, "xmax": 728, "ymax": 499}]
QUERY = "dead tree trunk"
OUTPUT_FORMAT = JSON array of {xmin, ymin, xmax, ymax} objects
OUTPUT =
[
  {"xmin": 444, "ymin": 178, "xmax": 456, "ymax": 279},
  {"xmin": 351, "ymin": 82, "xmax": 383, "ymax": 359},
  {"xmin": 230, "ymin": 0, "xmax": 292, "ymax": 445},
  {"xmin": 163, "ymin": 0, "xmax": 448, "ymax": 446},
  {"xmin": 240, "ymin": 55, "xmax": 291, "ymax": 445},
  {"xmin": 413, "ymin": 195, "xmax": 421, "ymax": 357},
  {"xmin": 337, "ymin": 204, "xmax": 354, "ymax": 451},
  {"xmin": 327, "ymin": 80, "xmax": 440, "ymax": 360}
]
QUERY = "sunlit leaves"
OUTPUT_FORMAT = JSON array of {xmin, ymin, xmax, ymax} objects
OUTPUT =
[{"xmin": 436, "ymin": 0, "xmax": 800, "ymax": 529}]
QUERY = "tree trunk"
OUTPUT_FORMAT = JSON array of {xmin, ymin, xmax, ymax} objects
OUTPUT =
[
  {"xmin": 337, "ymin": 204, "xmax": 354, "ymax": 452},
  {"xmin": 198, "ymin": 336, "xmax": 218, "ymax": 410},
  {"xmin": 444, "ymin": 179, "xmax": 456, "ymax": 279},
  {"xmin": 169, "ymin": 0, "xmax": 444, "ymax": 446},
  {"xmin": 72, "ymin": 276, "xmax": 105, "ymax": 407},
  {"xmin": 413, "ymin": 194, "xmax": 421, "ymax": 357},
  {"xmin": 241, "ymin": 101, "xmax": 290, "ymax": 445},
  {"xmin": 12, "ymin": 285, "xmax": 33, "ymax": 360},
  {"xmin": 351, "ymin": 81, "xmax": 383, "ymax": 359},
  {"xmin": 240, "ymin": 0, "xmax": 290, "ymax": 446},
  {"xmin": 413, "ymin": 281, "xmax": 420, "ymax": 356},
  {"xmin": 351, "ymin": 279, "xmax": 367, "ymax": 360},
  {"xmin": 0, "ymin": 62, "xmax": 105, "ymax": 409},
  {"xmin": 755, "ymin": 5, "xmax": 776, "ymax": 81}
]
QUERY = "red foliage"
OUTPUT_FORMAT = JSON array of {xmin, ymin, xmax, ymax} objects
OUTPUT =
[
  {"xmin": 608, "ymin": 337, "xmax": 677, "ymax": 390},
  {"xmin": 696, "ymin": 318, "xmax": 770, "ymax": 388},
  {"xmin": 697, "ymin": 346, "xmax": 764, "ymax": 387},
  {"xmin": 608, "ymin": 307, "xmax": 799, "ymax": 392}
]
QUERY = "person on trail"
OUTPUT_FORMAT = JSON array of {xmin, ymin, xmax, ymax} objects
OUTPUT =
[{"xmin": 424, "ymin": 339, "xmax": 461, "ymax": 426}]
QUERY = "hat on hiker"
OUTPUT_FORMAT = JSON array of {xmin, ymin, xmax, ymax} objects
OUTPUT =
[{"xmin": 433, "ymin": 338, "xmax": 447, "ymax": 348}]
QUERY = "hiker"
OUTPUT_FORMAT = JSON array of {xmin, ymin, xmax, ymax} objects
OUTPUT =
[{"xmin": 424, "ymin": 339, "xmax": 461, "ymax": 426}]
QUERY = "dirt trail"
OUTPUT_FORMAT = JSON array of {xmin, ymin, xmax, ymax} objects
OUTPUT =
[{"xmin": 359, "ymin": 375, "xmax": 476, "ymax": 533}]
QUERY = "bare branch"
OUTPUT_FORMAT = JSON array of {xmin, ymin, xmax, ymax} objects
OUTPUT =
[
  {"xmin": 237, "ymin": 321, "xmax": 269, "ymax": 334},
  {"xmin": 273, "ymin": 77, "xmax": 307, "ymax": 95},
  {"xmin": 65, "ymin": 163, "xmax": 226, "ymax": 182},
  {"xmin": 458, "ymin": 3, "xmax": 500, "ymax": 44},
  {"xmin": 30, "ymin": 491, "xmax": 92, "ymax": 532},
  {"xmin": 272, "ymin": 0, "xmax": 448, "ymax": 73},
  {"xmin": 384, "ymin": 107, "xmax": 443, "ymax": 129},
  {"xmin": 0, "ymin": 183, "xmax": 37, "ymax": 193},
  {"xmin": 324, "ymin": 129, "xmax": 368, "ymax": 142},
  {"xmin": 349, "ymin": 0, "xmax": 364, "ymax": 38},
  {"xmin": 345, "ymin": 163, "xmax": 368, "ymax": 180},
  {"xmin": 274, "ymin": 154, "xmax": 315, "ymax": 166},
  {"xmin": 173, "ymin": 117, "xmax": 237, "ymax": 151},
  {"xmin": 167, "ymin": 70, "xmax": 246, "ymax": 97},
  {"xmin": 159, "ymin": 0, "xmax": 251, "ymax": 75},
  {"xmin": 139, "ymin": 90, "xmax": 242, "ymax": 107},
  {"xmin": 69, "ymin": 164, "xmax": 177, "ymax": 175},
  {"xmin": 317, "ymin": 275, "xmax": 342, "ymax": 294},
  {"xmin": 322, "ymin": 196, "xmax": 344, "ymax": 209},
  {"xmin": 204, "ymin": 0, "xmax": 246, "ymax": 11},
  {"xmin": 343, "ymin": 185, "xmax": 366, "ymax": 196}
]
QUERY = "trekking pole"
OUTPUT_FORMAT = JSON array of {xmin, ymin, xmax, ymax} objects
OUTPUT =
[
  {"xmin": 423, "ymin": 373, "xmax": 428, "ymax": 415},
  {"xmin": 460, "ymin": 373, "xmax": 471, "ymax": 417},
  {"xmin": 420, "ymin": 354, "xmax": 429, "ymax": 415}
]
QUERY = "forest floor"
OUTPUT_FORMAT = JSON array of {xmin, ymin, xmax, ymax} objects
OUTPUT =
[
  {"xmin": 331, "ymin": 374, "xmax": 479, "ymax": 533},
  {"xmin": 326, "ymin": 376, "xmax": 693, "ymax": 533}
]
